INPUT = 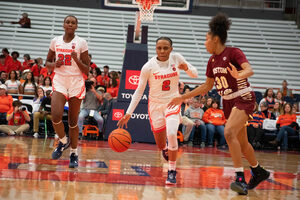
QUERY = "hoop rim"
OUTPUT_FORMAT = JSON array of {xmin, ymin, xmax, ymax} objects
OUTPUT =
[{"xmin": 132, "ymin": 0, "xmax": 162, "ymax": 7}]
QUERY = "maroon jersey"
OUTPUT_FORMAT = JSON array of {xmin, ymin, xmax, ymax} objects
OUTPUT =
[{"xmin": 206, "ymin": 47, "xmax": 250, "ymax": 96}]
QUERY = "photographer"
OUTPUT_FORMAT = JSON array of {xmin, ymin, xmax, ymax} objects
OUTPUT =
[
  {"xmin": 78, "ymin": 78, "xmax": 103, "ymax": 136},
  {"xmin": 33, "ymin": 90, "xmax": 52, "ymax": 138},
  {"xmin": 0, "ymin": 100, "xmax": 30, "ymax": 135}
]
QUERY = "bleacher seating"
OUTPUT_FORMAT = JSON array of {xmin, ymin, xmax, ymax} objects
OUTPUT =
[{"xmin": 0, "ymin": 1, "xmax": 300, "ymax": 94}]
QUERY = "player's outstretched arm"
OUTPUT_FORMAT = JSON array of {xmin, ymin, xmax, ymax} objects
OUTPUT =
[{"xmin": 168, "ymin": 77, "xmax": 214, "ymax": 109}]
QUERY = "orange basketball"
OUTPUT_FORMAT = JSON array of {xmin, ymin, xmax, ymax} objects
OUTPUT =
[{"xmin": 108, "ymin": 128, "xmax": 132, "ymax": 152}]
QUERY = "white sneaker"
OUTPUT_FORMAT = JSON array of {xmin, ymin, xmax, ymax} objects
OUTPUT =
[
  {"xmin": 9, "ymin": 131, "xmax": 16, "ymax": 136},
  {"xmin": 33, "ymin": 133, "xmax": 39, "ymax": 138}
]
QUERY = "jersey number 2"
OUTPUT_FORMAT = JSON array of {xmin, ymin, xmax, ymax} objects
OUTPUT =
[
  {"xmin": 58, "ymin": 54, "xmax": 71, "ymax": 66},
  {"xmin": 162, "ymin": 80, "xmax": 170, "ymax": 91}
]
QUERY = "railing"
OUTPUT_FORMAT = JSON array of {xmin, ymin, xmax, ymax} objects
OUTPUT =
[
  {"xmin": 193, "ymin": 0, "xmax": 285, "ymax": 10},
  {"xmin": 184, "ymin": 82, "xmax": 300, "ymax": 93}
]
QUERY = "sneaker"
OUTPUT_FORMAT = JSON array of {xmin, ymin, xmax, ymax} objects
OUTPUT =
[
  {"xmin": 9, "ymin": 131, "xmax": 16, "ymax": 136},
  {"xmin": 69, "ymin": 153, "xmax": 79, "ymax": 168},
  {"xmin": 200, "ymin": 142, "xmax": 205, "ymax": 148},
  {"xmin": 230, "ymin": 180, "xmax": 248, "ymax": 195},
  {"xmin": 52, "ymin": 140, "xmax": 70, "ymax": 159},
  {"xmin": 165, "ymin": 170, "xmax": 177, "ymax": 185},
  {"xmin": 162, "ymin": 149, "xmax": 169, "ymax": 161},
  {"xmin": 247, "ymin": 166, "xmax": 270, "ymax": 190},
  {"xmin": 33, "ymin": 132, "xmax": 39, "ymax": 138}
]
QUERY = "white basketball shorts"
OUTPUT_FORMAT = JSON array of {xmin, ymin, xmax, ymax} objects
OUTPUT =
[
  {"xmin": 148, "ymin": 101, "xmax": 181, "ymax": 134},
  {"xmin": 52, "ymin": 74, "xmax": 85, "ymax": 99}
]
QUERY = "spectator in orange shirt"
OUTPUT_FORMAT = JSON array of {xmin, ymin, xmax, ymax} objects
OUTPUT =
[
  {"xmin": 203, "ymin": 99, "xmax": 226, "ymax": 149},
  {"xmin": 89, "ymin": 54, "xmax": 98, "ymax": 69},
  {"xmin": 0, "ymin": 100, "xmax": 30, "ymax": 135},
  {"xmin": 40, "ymin": 66, "xmax": 55, "ymax": 81},
  {"xmin": 8, "ymin": 51, "xmax": 22, "ymax": 72},
  {"xmin": 31, "ymin": 58, "xmax": 43, "ymax": 83},
  {"xmin": 96, "ymin": 71, "xmax": 109, "ymax": 87},
  {"xmin": 22, "ymin": 54, "xmax": 34, "ymax": 71},
  {"xmin": 2, "ymin": 48, "xmax": 13, "ymax": 67},
  {"xmin": 0, "ymin": 54, "xmax": 8, "ymax": 72},
  {"xmin": 11, "ymin": 13, "xmax": 31, "ymax": 28},
  {"xmin": 91, "ymin": 67, "xmax": 101, "ymax": 79},
  {"xmin": 270, "ymin": 103, "xmax": 298, "ymax": 151},
  {"xmin": 103, "ymin": 65, "xmax": 109, "ymax": 77},
  {"xmin": 0, "ymin": 84, "xmax": 13, "ymax": 124},
  {"xmin": 106, "ymin": 77, "xmax": 119, "ymax": 98}
]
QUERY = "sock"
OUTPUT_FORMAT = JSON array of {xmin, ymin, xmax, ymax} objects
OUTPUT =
[
  {"xmin": 168, "ymin": 161, "xmax": 176, "ymax": 171},
  {"xmin": 251, "ymin": 162, "xmax": 259, "ymax": 168},
  {"xmin": 59, "ymin": 136, "xmax": 67, "ymax": 144},
  {"xmin": 163, "ymin": 143, "xmax": 167, "ymax": 150},
  {"xmin": 70, "ymin": 148, "xmax": 78, "ymax": 155},
  {"xmin": 235, "ymin": 167, "xmax": 244, "ymax": 173}
]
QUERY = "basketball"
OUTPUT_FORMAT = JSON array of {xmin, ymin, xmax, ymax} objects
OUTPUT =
[{"xmin": 108, "ymin": 128, "xmax": 132, "ymax": 152}]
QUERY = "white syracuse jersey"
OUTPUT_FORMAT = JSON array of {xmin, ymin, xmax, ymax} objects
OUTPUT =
[
  {"xmin": 49, "ymin": 35, "xmax": 88, "ymax": 76},
  {"xmin": 126, "ymin": 52, "xmax": 198, "ymax": 115}
]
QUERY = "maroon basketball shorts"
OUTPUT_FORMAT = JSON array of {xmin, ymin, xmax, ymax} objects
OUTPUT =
[{"xmin": 223, "ymin": 91, "xmax": 256, "ymax": 119}]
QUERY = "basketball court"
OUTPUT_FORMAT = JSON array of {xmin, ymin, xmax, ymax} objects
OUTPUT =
[
  {"xmin": 0, "ymin": 136, "xmax": 299, "ymax": 199},
  {"xmin": 0, "ymin": 0, "xmax": 300, "ymax": 199}
]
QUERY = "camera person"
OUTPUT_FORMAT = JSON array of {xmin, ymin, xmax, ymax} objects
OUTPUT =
[
  {"xmin": 78, "ymin": 78, "xmax": 104, "ymax": 137},
  {"xmin": 33, "ymin": 90, "xmax": 52, "ymax": 138},
  {"xmin": 0, "ymin": 100, "xmax": 30, "ymax": 135}
]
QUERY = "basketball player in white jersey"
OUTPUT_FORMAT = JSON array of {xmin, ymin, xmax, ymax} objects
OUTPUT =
[
  {"xmin": 45, "ymin": 15, "xmax": 90, "ymax": 168},
  {"xmin": 117, "ymin": 37, "xmax": 198, "ymax": 184}
]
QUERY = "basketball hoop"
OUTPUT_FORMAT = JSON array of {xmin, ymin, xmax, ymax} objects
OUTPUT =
[{"xmin": 133, "ymin": 0, "xmax": 161, "ymax": 22}]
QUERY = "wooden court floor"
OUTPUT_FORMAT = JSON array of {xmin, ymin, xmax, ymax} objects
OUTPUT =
[{"xmin": 0, "ymin": 136, "xmax": 299, "ymax": 200}]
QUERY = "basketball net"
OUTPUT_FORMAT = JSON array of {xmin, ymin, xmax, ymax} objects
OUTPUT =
[{"xmin": 134, "ymin": 0, "xmax": 161, "ymax": 22}]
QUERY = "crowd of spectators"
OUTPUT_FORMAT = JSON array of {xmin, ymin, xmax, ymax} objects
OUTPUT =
[
  {"xmin": 0, "ymin": 47, "xmax": 120, "ymax": 139},
  {"xmin": 0, "ymin": 47, "xmax": 299, "ymax": 151},
  {"xmin": 178, "ymin": 81, "xmax": 300, "ymax": 151}
]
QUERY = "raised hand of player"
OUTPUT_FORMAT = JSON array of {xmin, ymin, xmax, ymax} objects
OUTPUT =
[
  {"xmin": 168, "ymin": 96, "xmax": 183, "ymax": 109},
  {"xmin": 178, "ymin": 63, "xmax": 188, "ymax": 71},
  {"xmin": 227, "ymin": 63, "xmax": 239, "ymax": 79},
  {"xmin": 117, "ymin": 113, "xmax": 131, "ymax": 129},
  {"xmin": 55, "ymin": 59, "xmax": 64, "ymax": 68}
]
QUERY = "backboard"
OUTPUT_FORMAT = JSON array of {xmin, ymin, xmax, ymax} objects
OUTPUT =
[{"xmin": 103, "ymin": 0, "xmax": 193, "ymax": 13}]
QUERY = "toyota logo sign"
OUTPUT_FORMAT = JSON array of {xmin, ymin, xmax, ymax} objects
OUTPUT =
[
  {"xmin": 114, "ymin": 112, "xmax": 123, "ymax": 119},
  {"xmin": 128, "ymin": 75, "xmax": 139, "ymax": 85}
]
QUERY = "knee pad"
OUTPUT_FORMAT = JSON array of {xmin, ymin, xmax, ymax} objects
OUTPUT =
[{"xmin": 166, "ymin": 114, "xmax": 180, "ymax": 151}]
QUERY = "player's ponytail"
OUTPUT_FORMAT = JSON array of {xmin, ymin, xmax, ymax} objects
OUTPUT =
[{"xmin": 209, "ymin": 13, "xmax": 231, "ymax": 45}]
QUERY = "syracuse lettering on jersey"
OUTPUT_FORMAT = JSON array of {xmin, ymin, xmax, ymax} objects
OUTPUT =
[
  {"xmin": 56, "ymin": 48, "xmax": 73, "ymax": 53},
  {"xmin": 154, "ymin": 72, "xmax": 178, "ymax": 80}
]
